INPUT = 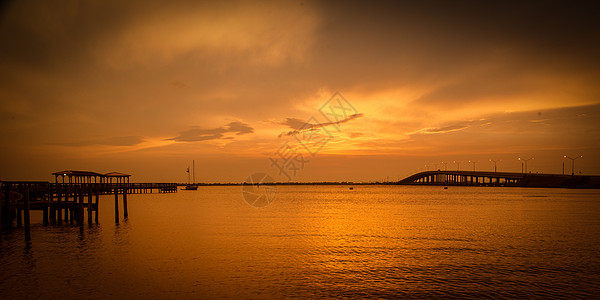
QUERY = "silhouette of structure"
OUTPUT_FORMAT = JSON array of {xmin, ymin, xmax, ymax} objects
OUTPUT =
[
  {"xmin": 1, "ymin": 170, "xmax": 177, "ymax": 242},
  {"xmin": 398, "ymin": 170, "xmax": 600, "ymax": 188}
]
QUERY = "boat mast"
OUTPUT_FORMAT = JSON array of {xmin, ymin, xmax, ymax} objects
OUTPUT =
[{"xmin": 192, "ymin": 160, "xmax": 195, "ymax": 185}]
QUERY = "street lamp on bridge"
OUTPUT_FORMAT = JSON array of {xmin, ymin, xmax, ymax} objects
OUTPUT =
[
  {"xmin": 518, "ymin": 157, "xmax": 533, "ymax": 174},
  {"xmin": 453, "ymin": 161, "xmax": 462, "ymax": 171},
  {"xmin": 564, "ymin": 155, "xmax": 582, "ymax": 175},
  {"xmin": 490, "ymin": 159, "xmax": 501, "ymax": 173},
  {"xmin": 469, "ymin": 160, "xmax": 478, "ymax": 171}
]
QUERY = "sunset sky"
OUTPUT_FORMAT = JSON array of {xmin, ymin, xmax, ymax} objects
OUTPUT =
[{"xmin": 1, "ymin": 0, "xmax": 599, "ymax": 182}]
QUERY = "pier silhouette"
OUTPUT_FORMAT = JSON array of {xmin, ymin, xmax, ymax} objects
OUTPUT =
[{"xmin": 1, "ymin": 170, "xmax": 178, "ymax": 241}]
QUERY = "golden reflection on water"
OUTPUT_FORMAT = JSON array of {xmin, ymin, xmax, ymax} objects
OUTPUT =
[{"xmin": 2, "ymin": 186, "xmax": 600, "ymax": 298}]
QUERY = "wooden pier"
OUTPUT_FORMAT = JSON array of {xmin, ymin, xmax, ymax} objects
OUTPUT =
[{"xmin": 0, "ymin": 180, "xmax": 177, "ymax": 242}]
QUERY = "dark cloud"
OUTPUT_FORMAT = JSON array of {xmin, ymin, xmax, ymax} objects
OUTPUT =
[
  {"xmin": 317, "ymin": 1, "xmax": 600, "ymax": 62},
  {"xmin": 312, "ymin": 0, "xmax": 600, "ymax": 100},
  {"xmin": 227, "ymin": 121, "xmax": 253, "ymax": 135},
  {"xmin": 279, "ymin": 113, "xmax": 363, "ymax": 137},
  {"xmin": 169, "ymin": 128, "xmax": 225, "ymax": 142},
  {"xmin": 1, "ymin": 1, "xmax": 125, "ymax": 70},
  {"xmin": 280, "ymin": 118, "xmax": 309, "ymax": 130},
  {"xmin": 169, "ymin": 121, "xmax": 254, "ymax": 142}
]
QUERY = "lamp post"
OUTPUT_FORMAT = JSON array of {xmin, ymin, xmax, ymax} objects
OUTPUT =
[
  {"xmin": 454, "ymin": 161, "xmax": 462, "ymax": 171},
  {"xmin": 564, "ymin": 155, "xmax": 582, "ymax": 175},
  {"xmin": 518, "ymin": 157, "xmax": 533, "ymax": 174},
  {"xmin": 469, "ymin": 160, "xmax": 478, "ymax": 171},
  {"xmin": 490, "ymin": 159, "xmax": 501, "ymax": 173}
]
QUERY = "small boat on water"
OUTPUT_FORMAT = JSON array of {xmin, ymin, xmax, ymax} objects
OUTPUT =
[
  {"xmin": 182, "ymin": 160, "xmax": 198, "ymax": 190},
  {"xmin": 183, "ymin": 183, "xmax": 198, "ymax": 190}
]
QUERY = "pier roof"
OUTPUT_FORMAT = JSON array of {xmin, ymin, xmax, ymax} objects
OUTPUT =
[
  {"xmin": 52, "ymin": 170, "xmax": 103, "ymax": 177},
  {"xmin": 104, "ymin": 172, "xmax": 131, "ymax": 177}
]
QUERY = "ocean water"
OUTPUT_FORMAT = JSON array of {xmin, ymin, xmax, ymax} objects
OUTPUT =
[{"xmin": 1, "ymin": 185, "xmax": 599, "ymax": 298}]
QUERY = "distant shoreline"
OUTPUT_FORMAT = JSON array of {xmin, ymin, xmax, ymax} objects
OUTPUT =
[
  {"xmin": 3, "ymin": 173, "xmax": 598, "ymax": 189},
  {"xmin": 181, "ymin": 172, "xmax": 600, "ymax": 189}
]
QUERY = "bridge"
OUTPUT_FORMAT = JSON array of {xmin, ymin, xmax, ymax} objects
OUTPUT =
[{"xmin": 398, "ymin": 170, "xmax": 600, "ymax": 188}]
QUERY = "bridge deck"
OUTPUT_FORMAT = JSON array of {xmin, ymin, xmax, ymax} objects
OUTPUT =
[{"xmin": 398, "ymin": 171, "xmax": 600, "ymax": 188}]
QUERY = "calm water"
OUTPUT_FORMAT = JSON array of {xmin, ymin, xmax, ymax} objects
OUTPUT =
[{"xmin": 1, "ymin": 185, "xmax": 599, "ymax": 298}]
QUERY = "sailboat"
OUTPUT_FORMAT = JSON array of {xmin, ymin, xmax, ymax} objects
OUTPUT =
[{"xmin": 183, "ymin": 160, "xmax": 198, "ymax": 190}]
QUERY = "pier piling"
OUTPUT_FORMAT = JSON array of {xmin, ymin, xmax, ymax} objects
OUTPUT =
[
  {"xmin": 114, "ymin": 187, "xmax": 119, "ymax": 223},
  {"xmin": 16, "ymin": 209, "xmax": 22, "ymax": 227},
  {"xmin": 57, "ymin": 184, "xmax": 62, "ymax": 225},
  {"xmin": 2, "ymin": 183, "xmax": 9, "ymax": 230},
  {"xmin": 23, "ymin": 189, "xmax": 31, "ymax": 242},
  {"xmin": 95, "ymin": 185, "xmax": 99, "ymax": 223},
  {"xmin": 79, "ymin": 185, "xmax": 84, "ymax": 225},
  {"xmin": 43, "ymin": 206, "xmax": 49, "ymax": 226},
  {"xmin": 87, "ymin": 184, "xmax": 93, "ymax": 224},
  {"xmin": 123, "ymin": 187, "xmax": 128, "ymax": 219}
]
